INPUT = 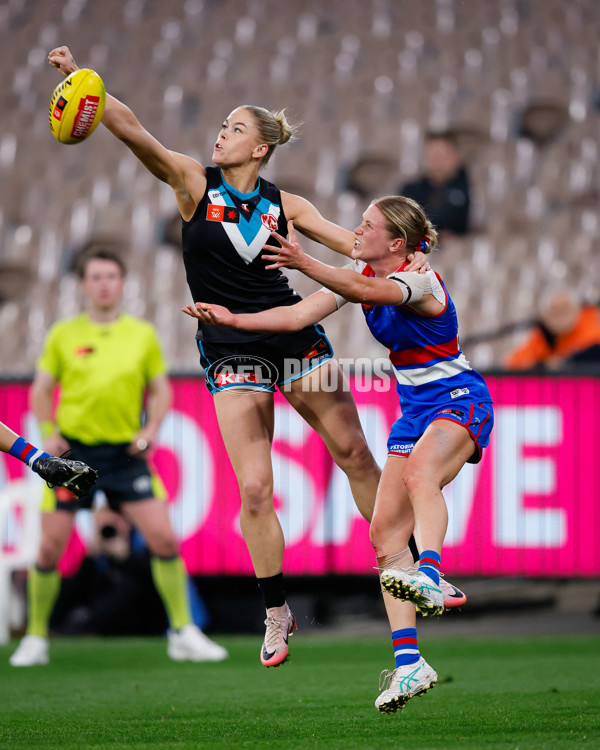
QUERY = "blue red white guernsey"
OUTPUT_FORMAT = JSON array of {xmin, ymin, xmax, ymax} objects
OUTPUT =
[
  {"xmin": 182, "ymin": 167, "xmax": 302, "ymax": 344},
  {"xmin": 360, "ymin": 262, "xmax": 492, "ymax": 417}
]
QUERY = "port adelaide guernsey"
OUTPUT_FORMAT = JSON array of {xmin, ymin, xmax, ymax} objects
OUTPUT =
[{"xmin": 182, "ymin": 167, "xmax": 302, "ymax": 343}]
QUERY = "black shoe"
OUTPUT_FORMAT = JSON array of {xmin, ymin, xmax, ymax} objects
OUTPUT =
[{"xmin": 34, "ymin": 453, "xmax": 98, "ymax": 497}]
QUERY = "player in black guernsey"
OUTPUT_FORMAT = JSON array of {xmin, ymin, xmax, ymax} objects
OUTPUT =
[
  {"xmin": 183, "ymin": 166, "xmax": 337, "ymax": 395},
  {"xmin": 49, "ymin": 46, "xmax": 462, "ymax": 669},
  {"xmin": 183, "ymin": 166, "xmax": 301, "ymax": 339}
]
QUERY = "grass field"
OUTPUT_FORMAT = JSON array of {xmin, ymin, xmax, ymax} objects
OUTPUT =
[{"xmin": 1, "ymin": 633, "xmax": 599, "ymax": 749}]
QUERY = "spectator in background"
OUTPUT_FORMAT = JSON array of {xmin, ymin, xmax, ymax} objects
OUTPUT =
[
  {"xmin": 505, "ymin": 289, "xmax": 600, "ymax": 370},
  {"xmin": 50, "ymin": 507, "xmax": 168, "ymax": 636},
  {"xmin": 400, "ymin": 131, "xmax": 471, "ymax": 237},
  {"xmin": 517, "ymin": 101, "xmax": 569, "ymax": 148},
  {"xmin": 51, "ymin": 507, "xmax": 209, "ymax": 637}
]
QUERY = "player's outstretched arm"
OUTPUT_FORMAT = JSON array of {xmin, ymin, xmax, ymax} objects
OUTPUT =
[
  {"xmin": 281, "ymin": 191, "xmax": 355, "ymax": 257},
  {"xmin": 182, "ymin": 290, "xmax": 338, "ymax": 333},
  {"xmin": 263, "ymin": 221, "xmax": 406, "ymax": 307},
  {"xmin": 281, "ymin": 192, "xmax": 430, "ymax": 272},
  {"xmin": 1, "ymin": 420, "xmax": 98, "ymax": 497},
  {"xmin": 47, "ymin": 46, "xmax": 205, "ymax": 220},
  {"xmin": 0, "ymin": 421, "xmax": 22, "ymax": 453}
]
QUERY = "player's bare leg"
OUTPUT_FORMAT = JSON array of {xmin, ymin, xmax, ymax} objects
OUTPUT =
[
  {"xmin": 381, "ymin": 425, "xmax": 476, "ymax": 614},
  {"xmin": 371, "ymin": 458, "xmax": 438, "ymax": 711},
  {"xmin": 213, "ymin": 390, "xmax": 282, "ymax": 576},
  {"xmin": 214, "ymin": 390, "xmax": 294, "ymax": 666},
  {"xmin": 283, "ymin": 360, "xmax": 381, "ymax": 522}
]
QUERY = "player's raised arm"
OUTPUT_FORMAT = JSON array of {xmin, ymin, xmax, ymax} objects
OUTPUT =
[
  {"xmin": 47, "ymin": 46, "xmax": 205, "ymax": 220},
  {"xmin": 281, "ymin": 191, "xmax": 355, "ymax": 257},
  {"xmin": 281, "ymin": 192, "xmax": 430, "ymax": 272}
]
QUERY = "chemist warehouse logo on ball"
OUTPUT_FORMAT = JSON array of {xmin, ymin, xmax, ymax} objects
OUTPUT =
[
  {"xmin": 212, "ymin": 356, "xmax": 278, "ymax": 390},
  {"xmin": 71, "ymin": 95, "xmax": 101, "ymax": 139}
]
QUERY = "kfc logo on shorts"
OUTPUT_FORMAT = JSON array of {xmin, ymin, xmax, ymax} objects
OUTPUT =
[
  {"xmin": 212, "ymin": 355, "xmax": 279, "ymax": 391},
  {"xmin": 215, "ymin": 371, "xmax": 258, "ymax": 387},
  {"xmin": 260, "ymin": 213, "xmax": 279, "ymax": 231}
]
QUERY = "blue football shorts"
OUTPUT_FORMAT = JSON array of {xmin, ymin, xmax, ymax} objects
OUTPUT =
[{"xmin": 387, "ymin": 399, "xmax": 494, "ymax": 464}]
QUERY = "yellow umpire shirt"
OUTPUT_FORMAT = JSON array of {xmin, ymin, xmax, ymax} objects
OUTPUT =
[{"xmin": 37, "ymin": 313, "xmax": 168, "ymax": 445}]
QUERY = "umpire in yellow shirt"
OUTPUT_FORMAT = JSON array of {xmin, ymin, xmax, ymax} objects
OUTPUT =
[{"xmin": 10, "ymin": 246, "xmax": 227, "ymax": 666}]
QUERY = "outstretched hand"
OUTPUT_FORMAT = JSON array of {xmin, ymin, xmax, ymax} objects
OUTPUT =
[
  {"xmin": 262, "ymin": 220, "xmax": 307, "ymax": 271},
  {"xmin": 181, "ymin": 302, "xmax": 237, "ymax": 328},
  {"xmin": 48, "ymin": 46, "xmax": 79, "ymax": 77}
]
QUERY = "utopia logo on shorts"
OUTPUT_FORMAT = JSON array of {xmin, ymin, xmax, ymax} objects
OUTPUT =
[{"xmin": 212, "ymin": 355, "xmax": 279, "ymax": 389}]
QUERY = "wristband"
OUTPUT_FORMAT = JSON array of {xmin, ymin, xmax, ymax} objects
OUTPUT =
[{"xmin": 40, "ymin": 421, "xmax": 56, "ymax": 440}]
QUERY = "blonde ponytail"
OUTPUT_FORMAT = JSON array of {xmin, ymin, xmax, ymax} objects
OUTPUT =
[{"xmin": 242, "ymin": 105, "xmax": 299, "ymax": 167}]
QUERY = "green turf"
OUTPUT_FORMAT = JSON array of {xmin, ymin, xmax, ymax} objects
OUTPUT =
[{"xmin": 0, "ymin": 634, "xmax": 599, "ymax": 749}]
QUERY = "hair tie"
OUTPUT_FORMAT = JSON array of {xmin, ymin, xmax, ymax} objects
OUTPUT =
[{"xmin": 419, "ymin": 237, "xmax": 430, "ymax": 251}]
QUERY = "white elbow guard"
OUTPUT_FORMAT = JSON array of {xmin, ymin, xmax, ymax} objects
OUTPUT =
[
  {"xmin": 317, "ymin": 261, "xmax": 361, "ymax": 310},
  {"xmin": 386, "ymin": 270, "xmax": 445, "ymax": 305}
]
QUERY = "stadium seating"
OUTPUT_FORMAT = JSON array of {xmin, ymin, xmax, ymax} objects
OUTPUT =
[{"xmin": 0, "ymin": 0, "xmax": 598, "ymax": 373}]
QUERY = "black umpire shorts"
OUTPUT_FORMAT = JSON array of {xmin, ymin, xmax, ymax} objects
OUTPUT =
[{"xmin": 43, "ymin": 438, "xmax": 165, "ymax": 512}]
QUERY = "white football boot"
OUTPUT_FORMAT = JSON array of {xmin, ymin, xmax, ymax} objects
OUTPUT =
[
  {"xmin": 9, "ymin": 635, "xmax": 49, "ymax": 667},
  {"xmin": 167, "ymin": 624, "xmax": 228, "ymax": 662},
  {"xmin": 381, "ymin": 567, "xmax": 444, "ymax": 616},
  {"xmin": 375, "ymin": 657, "xmax": 438, "ymax": 713}
]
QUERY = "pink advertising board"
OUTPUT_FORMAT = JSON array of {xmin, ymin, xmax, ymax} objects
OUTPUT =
[{"xmin": 1, "ymin": 375, "xmax": 598, "ymax": 577}]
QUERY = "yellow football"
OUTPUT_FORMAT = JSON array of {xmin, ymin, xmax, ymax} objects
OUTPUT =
[{"xmin": 48, "ymin": 68, "xmax": 106, "ymax": 145}]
